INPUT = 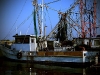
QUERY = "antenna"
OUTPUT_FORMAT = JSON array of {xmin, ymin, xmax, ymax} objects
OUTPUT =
[{"xmin": 20, "ymin": 31, "xmax": 21, "ymax": 35}]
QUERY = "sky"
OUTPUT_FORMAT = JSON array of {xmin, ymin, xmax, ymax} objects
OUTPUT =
[
  {"xmin": 0, "ymin": 0, "xmax": 75, "ymax": 40},
  {"xmin": 0, "ymin": 0, "xmax": 100, "ymax": 40}
]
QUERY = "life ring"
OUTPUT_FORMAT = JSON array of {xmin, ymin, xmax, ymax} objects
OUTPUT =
[{"xmin": 17, "ymin": 52, "xmax": 22, "ymax": 59}]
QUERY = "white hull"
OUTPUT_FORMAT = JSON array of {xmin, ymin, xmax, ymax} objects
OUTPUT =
[{"xmin": 0, "ymin": 45, "xmax": 99, "ymax": 65}]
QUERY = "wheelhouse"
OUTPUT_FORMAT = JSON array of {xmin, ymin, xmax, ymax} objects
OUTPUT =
[{"xmin": 11, "ymin": 34, "xmax": 37, "ymax": 51}]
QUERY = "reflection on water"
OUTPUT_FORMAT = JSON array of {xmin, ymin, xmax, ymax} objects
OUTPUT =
[{"xmin": 0, "ymin": 57, "xmax": 100, "ymax": 75}]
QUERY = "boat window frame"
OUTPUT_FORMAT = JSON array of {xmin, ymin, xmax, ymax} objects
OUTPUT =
[
  {"xmin": 31, "ymin": 39, "xmax": 34, "ymax": 43},
  {"xmin": 94, "ymin": 39, "xmax": 100, "ymax": 46},
  {"xmin": 15, "ymin": 37, "xmax": 29, "ymax": 44}
]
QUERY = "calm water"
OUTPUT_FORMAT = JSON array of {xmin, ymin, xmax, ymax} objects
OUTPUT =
[{"xmin": 0, "ymin": 56, "xmax": 100, "ymax": 75}]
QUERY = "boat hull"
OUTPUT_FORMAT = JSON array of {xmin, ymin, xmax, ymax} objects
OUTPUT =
[{"xmin": 0, "ymin": 45, "xmax": 99, "ymax": 67}]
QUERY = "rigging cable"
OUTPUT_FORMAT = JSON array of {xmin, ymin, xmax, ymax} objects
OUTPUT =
[
  {"xmin": 44, "ymin": 0, "xmax": 61, "ymax": 34},
  {"xmin": 21, "ymin": 20, "xmax": 33, "ymax": 51},
  {"xmin": 3, "ymin": 0, "xmax": 27, "ymax": 40},
  {"xmin": 46, "ymin": 7, "xmax": 53, "ymax": 31},
  {"xmin": 45, "ymin": 0, "xmax": 61, "ymax": 5},
  {"xmin": 3, "ymin": 13, "xmax": 33, "ymax": 39},
  {"xmin": 45, "ymin": 4, "xmax": 59, "ymax": 13},
  {"xmin": 25, "ymin": 20, "xmax": 33, "ymax": 35},
  {"xmin": 16, "ymin": 13, "xmax": 33, "ymax": 31}
]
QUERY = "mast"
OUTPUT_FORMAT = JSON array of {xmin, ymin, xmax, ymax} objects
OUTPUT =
[{"xmin": 41, "ymin": 0, "xmax": 44, "ymax": 38}]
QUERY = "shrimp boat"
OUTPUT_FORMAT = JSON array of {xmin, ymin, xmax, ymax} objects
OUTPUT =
[
  {"xmin": 0, "ymin": 0, "xmax": 100, "ymax": 67},
  {"xmin": 0, "ymin": 34, "xmax": 100, "ymax": 67}
]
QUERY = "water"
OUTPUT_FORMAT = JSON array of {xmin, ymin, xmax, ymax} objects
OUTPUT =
[{"xmin": 0, "ymin": 56, "xmax": 100, "ymax": 75}]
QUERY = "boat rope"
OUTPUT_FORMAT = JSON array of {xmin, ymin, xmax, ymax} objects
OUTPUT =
[
  {"xmin": 44, "ymin": 9, "xmax": 47, "ymax": 27},
  {"xmin": 45, "ymin": 0, "xmax": 61, "ymax": 5},
  {"xmin": 21, "ymin": 20, "xmax": 33, "ymax": 50},
  {"xmin": 25, "ymin": 20, "xmax": 33, "ymax": 35},
  {"xmin": 16, "ymin": 13, "xmax": 33, "ymax": 31},
  {"xmin": 44, "ymin": 4, "xmax": 59, "ymax": 13},
  {"xmin": 3, "ymin": 13, "xmax": 33, "ymax": 39},
  {"xmin": 3, "ymin": 0, "xmax": 27, "ymax": 40},
  {"xmin": 46, "ymin": 7, "xmax": 53, "ymax": 31}
]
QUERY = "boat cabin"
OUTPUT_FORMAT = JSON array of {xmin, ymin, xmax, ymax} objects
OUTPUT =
[
  {"xmin": 73, "ymin": 36, "xmax": 100, "ymax": 48},
  {"xmin": 11, "ymin": 34, "xmax": 37, "ymax": 51}
]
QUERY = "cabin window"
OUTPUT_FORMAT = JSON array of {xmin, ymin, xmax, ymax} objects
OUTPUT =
[
  {"xmin": 15, "ymin": 37, "xmax": 29, "ymax": 43},
  {"xmin": 31, "ymin": 39, "xmax": 34, "ymax": 43},
  {"xmin": 94, "ymin": 40, "xmax": 100, "ymax": 46},
  {"xmin": 16, "ymin": 38, "xmax": 20, "ymax": 43},
  {"xmin": 24, "ymin": 38, "xmax": 29, "ymax": 43}
]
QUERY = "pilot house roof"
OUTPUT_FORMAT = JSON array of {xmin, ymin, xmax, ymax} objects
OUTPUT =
[{"xmin": 13, "ymin": 34, "xmax": 36, "ymax": 38}]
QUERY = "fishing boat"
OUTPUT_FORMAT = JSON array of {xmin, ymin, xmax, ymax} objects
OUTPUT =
[
  {"xmin": 0, "ymin": 0, "xmax": 100, "ymax": 67},
  {"xmin": 0, "ymin": 33, "xmax": 99, "ymax": 67}
]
